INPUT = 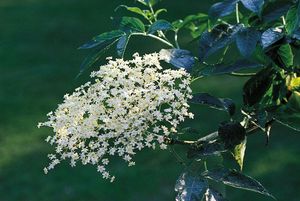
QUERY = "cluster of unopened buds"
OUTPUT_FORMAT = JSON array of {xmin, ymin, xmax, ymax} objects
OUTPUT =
[{"xmin": 38, "ymin": 52, "xmax": 194, "ymax": 181}]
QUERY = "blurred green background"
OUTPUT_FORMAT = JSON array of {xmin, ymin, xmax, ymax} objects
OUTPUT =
[{"xmin": 0, "ymin": 0, "xmax": 300, "ymax": 200}]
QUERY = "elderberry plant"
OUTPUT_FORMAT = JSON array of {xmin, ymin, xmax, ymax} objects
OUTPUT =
[{"xmin": 39, "ymin": 0, "xmax": 300, "ymax": 200}]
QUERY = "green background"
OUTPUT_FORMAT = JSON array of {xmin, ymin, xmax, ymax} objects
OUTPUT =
[{"xmin": 0, "ymin": 0, "xmax": 299, "ymax": 200}]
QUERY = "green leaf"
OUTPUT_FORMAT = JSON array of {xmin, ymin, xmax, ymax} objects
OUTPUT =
[
  {"xmin": 79, "ymin": 39, "xmax": 119, "ymax": 76},
  {"xmin": 79, "ymin": 30, "xmax": 125, "ymax": 49},
  {"xmin": 243, "ymin": 67, "xmax": 275, "ymax": 106},
  {"xmin": 262, "ymin": 0, "xmax": 293, "ymax": 23},
  {"xmin": 119, "ymin": 16, "xmax": 145, "ymax": 33},
  {"xmin": 147, "ymin": 20, "xmax": 173, "ymax": 34},
  {"xmin": 199, "ymin": 24, "xmax": 242, "ymax": 61},
  {"xmin": 173, "ymin": 13, "xmax": 208, "ymax": 30},
  {"xmin": 116, "ymin": 34, "xmax": 131, "ymax": 57},
  {"xmin": 116, "ymin": 5, "xmax": 149, "ymax": 20},
  {"xmin": 240, "ymin": 0, "xmax": 264, "ymax": 13},
  {"xmin": 204, "ymin": 188, "xmax": 227, "ymax": 201},
  {"xmin": 200, "ymin": 60, "xmax": 263, "ymax": 76},
  {"xmin": 218, "ymin": 121, "xmax": 246, "ymax": 148},
  {"xmin": 188, "ymin": 141, "xmax": 226, "ymax": 159},
  {"xmin": 236, "ymin": 27, "xmax": 261, "ymax": 57},
  {"xmin": 175, "ymin": 172, "xmax": 207, "ymax": 201},
  {"xmin": 274, "ymin": 91, "xmax": 300, "ymax": 131},
  {"xmin": 208, "ymin": 0, "xmax": 239, "ymax": 20},
  {"xmin": 202, "ymin": 168, "xmax": 275, "ymax": 199},
  {"xmin": 190, "ymin": 93, "xmax": 235, "ymax": 116},
  {"xmin": 277, "ymin": 44, "xmax": 294, "ymax": 68},
  {"xmin": 137, "ymin": 0, "xmax": 161, "ymax": 6},
  {"xmin": 288, "ymin": 77, "xmax": 300, "ymax": 91},
  {"xmin": 286, "ymin": 5, "xmax": 299, "ymax": 35},
  {"xmin": 154, "ymin": 8, "xmax": 167, "ymax": 18},
  {"xmin": 159, "ymin": 49, "xmax": 195, "ymax": 71},
  {"xmin": 232, "ymin": 138, "xmax": 247, "ymax": 171}
]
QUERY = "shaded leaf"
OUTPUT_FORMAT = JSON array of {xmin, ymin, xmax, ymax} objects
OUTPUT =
[
  {"xmin": 274, "ymin": 91, "xmax": 300, "ymax": 131},
  {"xmin": 261, "ymin": 27, "xmax": 284, "ymax": 49},
  {"xmin": 148, "ymin": 20, "xmax": 173, "ymax": 34},
  {"xmin": 154, "ymin": 8, "xmax": 167, "ymax": 19},
  {"xmin": 200, "ymin": 60, "xmax": 263, "ymax": 76},
  {"xmin": 188, "ymin": 141, "xmax": 226, "ymax": 159},
  {"xmin": 236, "ymin": 27, "xmax": 261, "ymax": 57},
  {"xmin": 277, "ymin": 44, "xmax": 294, "ymax": 68},
  {"xmin": 199, "ymin": 24, "xmax": 242, "ymax": 61},
  {"xmin": 240, "ymin": 0, "xmax": 264, "ymax": 13},
  {"xmin": 137, "ymin": 0, "xmax": 161, "ymax": 6},
  {"xmin": 160, "ymin": 49, "xmax": 195, "ymax": 71},
  {"xmin": 205, "ymin": 188, "xmax": 227, "ymax": 201},
  {"xmin": 209, "ymin": 0, "xmax": 239, "ymax": 20},
  {"xmin": 202, "ymin": 168, "xmax": 275, "ymax": 198},
  {"xmin": 262, "ymin": 0, "xmax": 292, "ymax": 23},
  {"xmin": 119, "ymin": 16, "xmax": 145, "ymax": 33},
  {"xmin": 173, "ymin": 13, "xmax": 208, "ymax": 30},
  {"xmin": 79, "ymin": 30, "xmax": 125, "ymax": 49},
  {"xmin": 218, "ymin": 121, "xmax": 246, "ymax": 148},
  {"xmin": 243, "ymin": 67, "xmax": 275, "ymax": 106},
  {"xmin": 79, "ymin": 39, "xmax": 119, "ymax": 75},
  {"xmin": 232, "ymin": 138, "xmax": 247, "ymax": 170},
  {"xmin": 190, "ymin": 93, "xmax": 235, "ymax": 116},
  {"xmin": 175, "ymin": 172, "xmax": 207, "ymax": 201}
]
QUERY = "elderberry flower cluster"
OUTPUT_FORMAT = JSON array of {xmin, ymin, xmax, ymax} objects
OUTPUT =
[{"xmin": 38, "ymin": 53, "xmax": 193, "ymax": 181}]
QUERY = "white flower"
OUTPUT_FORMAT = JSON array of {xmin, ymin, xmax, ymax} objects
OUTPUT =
[{"xmin": 39, "ymin": 52, "xmax": 193, "ymax": 181}]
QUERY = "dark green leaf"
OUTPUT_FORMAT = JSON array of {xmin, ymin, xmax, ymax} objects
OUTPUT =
[
  {"xmin": 199, "ymin": 24, "xmax": 242, "ymax": 61},
  {"xmin": 190, "ymin": 93, "xmax": 235, "ymax": 116},
  {"xmin": 173, "ymin": 13, "xmax": 208, "ymax": 30},
  {"xmin": 240, "ymin": 0, "xmax": 264, "ymax": 13},
  {"xmin": 200, "ymin": 60, "xmax": 263, "ymax": 76},
  {"xmin": 261, "ymin": 27, "xmax": 284, "ymax": 49},
  {"xmin": 116, "ymin": 34, "xmax": 131, "ymax": 57},
  {"xmin": 262, "ymin": 0, "xmax": 292, "ymax": 23},
  {"xmin": 119, "ymin": 16, "xmax": 145, "ymax": 33},
  {"xmin": 188, "ymin": 141, "xmax": 226, "ymax": 159},
  {"xmin": 236, "ymin": 27, "xmax": 261, "ymax": 57},
  {"xmin": 286, "ymin": 5, "xmax": 300, "ymax": 35},
  {"xmin": 154, "ymin": 8, "xmax": 167, "ymax": 18},
  {"xmin": 232, "ymin": 138, "xmax": 247, "ymax": 170},
  {"xmin": 79, "ymin": 30, "xmax": 125, "ymax": 49},
  {"xmin": 277, "ymin": 44, "xmax": 294, "ymax": 67},
  {"xmin": 175, "ymin": 172, "xmax": 207, "ymax": 201},
  {"xmin": 148, "ymin": 20, "xmax": 173, "ymax": 34},
  {"xmin": 160, "ymin": 49, "xmax": 195, "ymax": 71},
  {"xmin": 218, "ymin": 121, "xmax": 246, "ymax": 148},
  {"xmin": 209, "ymin": 0, "xmax": 239, "ymax": 20},
  {"xmin": 202, "ymin": 168, "xmax": 275, "ymax": 199},
  {"xmin": 137, "ymin": 0, "xmax": 161, "ymax": 6},
  {"xmin": 274, "ymin": 92, "xmax": 300, "ymax": 131},
  {"xmin": 79, "ymin": 39, "xmax": 119, "ymax": 75},
  {"xmin": 243, "ymin": 67, "xmax": 275, "ymax": 106},
  {"xmin": 204, "ymin": 188, "xmax": 227, "ymax": 201}
]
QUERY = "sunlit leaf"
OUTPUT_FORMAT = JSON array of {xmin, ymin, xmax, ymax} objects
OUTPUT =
[
  {"xmin": 148, "ymin": 20, "xmax": 173, "ymax": 34},
  {"xmin": 261, "ymin": 27, "xmax": 284, "ymax": 49},
  {"xmin": 175, "ymin": 172, "xmax": 207, "ymax": 201},
  {"xmin": 285, "ymin": 5, "xmax": 300, "ymax": 35},
  {"xmin": 116, "ymin": 5, "xmax": 149, "ymax": 20},
  {"xmin": 232, "ymin": 138, "xmax": 247, "ymax": 170},
  {"xmin": 202, "ymin": 168, "xmax": 275, "ymax": 199},
  {"xmin": 209, "ymin": 0, "xmax": 238, "ymax": 20},
  {"xmin": 240, "ymin": 0, "xmax": 264, "ymax": 13},
  {"xmin": 160, "ymin": 49, "xmax": 195, "ymax": 71},
  {"xmin": 190, "ymin": 93, "xmax": 235, "ymax": 116},
  {"xmin": 204, "ymin": 188, "xmax": 227, "ymax": 201}
]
